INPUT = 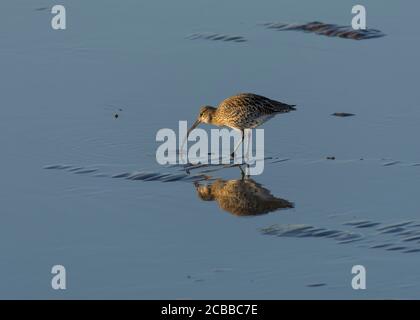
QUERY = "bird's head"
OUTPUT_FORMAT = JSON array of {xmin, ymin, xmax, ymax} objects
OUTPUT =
[
  {"xmin": 186, "ymin": 105, "xmax": 216, "ymax": 138},
  {"xmin": 194, "ymin": 182, "xmax": 215, "ymax": 201},
  {"xmin": 197, "ymin": 105, "xmax": 216, "ymax": 124}
]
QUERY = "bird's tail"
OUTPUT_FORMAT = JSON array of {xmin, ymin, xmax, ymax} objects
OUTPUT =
[{"xmin": 271, "ymin": 100, "xmax": 296, "ymax": 113}]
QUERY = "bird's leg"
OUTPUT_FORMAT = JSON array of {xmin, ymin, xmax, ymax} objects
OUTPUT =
[
  {"xmin": 238, "ymin": 164, "xmax": 250, "ymax": 180},
  {"xmin": 230, "ymin": 129, "xmax": 244, "ymax": 160},
  {"xmin": 239, "ymin": 165, "xmax": 246, "ymax": 180},
  {"xmin": 244, "ymin": 129, "xmax": 252, "ymax": 160}
]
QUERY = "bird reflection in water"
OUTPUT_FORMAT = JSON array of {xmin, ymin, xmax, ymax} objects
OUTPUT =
[{"xmin": 194, "ymin": 175, "xmax": 294, "ymax": 216}]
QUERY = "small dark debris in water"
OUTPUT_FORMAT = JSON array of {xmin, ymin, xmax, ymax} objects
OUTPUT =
[
  {"xmin": 187, "ymin": 32, "xmax": 247, "ymax": 43},
  {"xmin": 332, "ymin": 112, "xmax": 355, "ymax": 117},
  {"xmin": 306, "ymin": 283, "xmax": 326, "ymax": 288},
  {"xmin": 326, "ymin": 156, "xmax": 335, "ymax": 160},
  {"xmin": 104, "ymin": 105, "xmax": 123, "ymax": 118},
  {"xmin": 35, "ymin": 7, "xmax": 49, "ymax": 11},
  {"xmin": 187, "ymin": 275, "xmax": 191, "ymax": 279},
  {"xmin": 261, "ymin": 21, "xmax": 385, "ymax": 40}
]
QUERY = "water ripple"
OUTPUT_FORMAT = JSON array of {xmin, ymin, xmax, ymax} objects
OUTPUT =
[{"xmin": 260, "ymin": 21, "xmax": 385, "ymax": 40}]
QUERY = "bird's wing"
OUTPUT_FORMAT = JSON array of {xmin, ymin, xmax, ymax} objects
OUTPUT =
[{"xmin": 220, "ymin": 93, "xmax": 295, "ymax": 115}]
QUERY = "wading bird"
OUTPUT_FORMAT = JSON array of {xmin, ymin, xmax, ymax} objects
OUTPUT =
[{"xmin": 186, "ymin": 93, "xmax": 296, "ymax": 157}]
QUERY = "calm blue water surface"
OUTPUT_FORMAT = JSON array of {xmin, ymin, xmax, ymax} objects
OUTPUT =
[{"xmin": 1, "ymin": 0, "xmax": 420, "ymax": 298}]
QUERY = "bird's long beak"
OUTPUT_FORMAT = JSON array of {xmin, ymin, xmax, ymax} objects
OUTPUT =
[
  {"xmin": 180, "ymin": 119, "xmax": 201, "ymax": 155},
  {"xmin": 186, "ymin": 119, "xmax": 201, "ymax": 139}
]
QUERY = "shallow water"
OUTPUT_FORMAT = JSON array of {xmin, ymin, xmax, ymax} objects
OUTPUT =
[{"xmin": 1, "ymin": 0, "xmax": 420, "ymax": 299}]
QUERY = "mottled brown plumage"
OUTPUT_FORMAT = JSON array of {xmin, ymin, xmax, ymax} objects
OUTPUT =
[
  {"xmin": 195, "ymin": 178, "xmax": 294, "ymax": 216},
  {"xmin": 186, "ymin": 93, "xmax": 296, "ymax": 157},
  {"xmin": 212, "ymin": 93, "xmax": 296, "ymax": 129}
]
